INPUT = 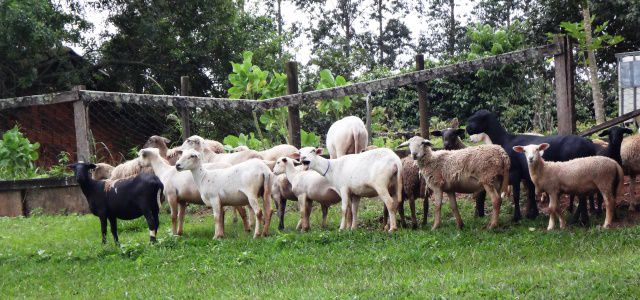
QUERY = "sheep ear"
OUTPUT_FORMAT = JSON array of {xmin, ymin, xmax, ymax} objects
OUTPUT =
[
  {"xmin": 598, "ymin": 130, "xmax": 609, "ymax": 137},
  {"xmin": 315, "ymin": 148, "xmax": 323, "ymax": 155},
  {"xmin": 421, "ymin": 140, "xmax": 432, "ymax": 147},
  {"xmin": 455, "ymin": 129, "xmax": 466, "ymax": 137},
  {"xmin": 289, "ymin": 152, "xmax": 301, "ymax": 160},
  {"xmin": 431, "ymin": 130, "xmax": 442, "ymax": 137},
  {"xmin": 162, "ymin": 137, "xmax": 171, "ymax": 144},
  {"xmin": 292, "ymin": 159, "xmax": 302, "ymax": 166},
  {"xmin": 88, "ymin": 164, "xmax": 97, "ymax": 170},
  {"xmin": 282, "ymin": 157, "xmax": 288, "ymax": 163},
  {"xmin": 512, "ymin": 146, "xmax": 525, "ymax": 153},
  {"xmin": 538, "ymin": 143, "xmax": 550, "ymax": 151},
  {"xmin": 624, "ymin": 128, "xmax": 634, "ymax": 135},
  {"xmin": 397, "ymin": 141, "xmax": 410, "ymax": 149}
]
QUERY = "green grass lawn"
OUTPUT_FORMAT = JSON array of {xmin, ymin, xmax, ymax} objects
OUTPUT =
[{"xmin": 1, "ymin": 199, "xmax": 640, "ymax": 299}]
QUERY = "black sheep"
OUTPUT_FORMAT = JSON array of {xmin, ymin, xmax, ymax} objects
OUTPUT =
[
  {"xmin": 69, "ymin": 162, "xmax": 163, "ymax": 244},
  {"xmin": 465, "ymin": 110, "xmax": 596, "ymax": 221}
]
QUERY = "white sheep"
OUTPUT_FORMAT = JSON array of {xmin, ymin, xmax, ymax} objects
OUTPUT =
[
  {"xmin": 181, "ymin": 135, "xmax": 261, "ymax": 165},
  {"xmin": 273, "ymin": 154, "xmax": 344, "ymax": 231},
  {"xmin": 175, "ymin": 149, "xmax": 273, "ymax": 238},
  {"xmin": 326, "ymin": 116, "xmax": 368, "ymax": 159},
  {"xmin": 297, "ymin": 147, "xmax": 402, "ymax": 232},
  {"xmin": 399, "ymin": 136, "xmax": 510, "ymax": 229},
  {"xmin": 513, "ymin": 143, "xmax": 623, "ymax": 229},
  {"xmin": 138, "ymin": 148, "xmax": 251, "ymax": 236},
  {"xmin": 236, "ymin": 144, "xmax": 299, "ymax": 161}
]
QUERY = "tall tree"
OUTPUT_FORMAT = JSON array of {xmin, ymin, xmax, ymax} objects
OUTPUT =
[
  {"xmin": 581, "ymin": 2, "xmax": 605, "ymax": 123},
  {"xmin": 366, "ymin": 0, "xmax": 413, "ymax": 67},
  {"xmin": 418, "ymin": 0, "xmax": 466, "ymax": 59}
]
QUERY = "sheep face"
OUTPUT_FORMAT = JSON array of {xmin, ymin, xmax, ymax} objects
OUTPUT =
[
  {"xmin": 175, "ymin": 149, "xmax": 202, "ymax": 171},
  {"xmin": 138, "ymin": 148, "xmax": 160, "ymax": 167},
  {"xmin": 513, "ymin": 144, "xmax": 549, "ymax": 164},
  {"xmin": 273, "ymin": 157, "xmax": 289, "ymax": 175},
  {"xmin": 299, "ymin": 147, "xmax": 324, "ymax": 169},
  {"xmin": 181, "ymin": 135, "xmax": 205, "ymax": 152},
  {"xmin": 69, "ymin": 162, "xmax": 97, "ymax": 181},
  {"xmin": 465, "ymin": 109, "xmax": 495, "ymax": 135},
  {"xmin": 143, "ymin": 136, "xmax": 171, "ymax": 149},
  {"xmin": 91, "ymin": 163, "xmax": 114, "ymax": 181},
  {"xmin": 432, "ymin": 128, "xmax": 465, "ymax": 150},
  {"xmin": 399, "ymin": 136, "xmax": 432, "ymax": 161}
]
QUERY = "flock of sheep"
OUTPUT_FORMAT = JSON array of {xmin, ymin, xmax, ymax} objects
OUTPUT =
[{"xmin": 69, "ymin": 110, "xmax": 640, "ymax": 244}]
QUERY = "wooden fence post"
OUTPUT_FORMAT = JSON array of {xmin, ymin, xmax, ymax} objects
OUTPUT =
[
  {"xmin": 285, "ymin": 61, "xmax": 301, "ymax": 148},
  {"xmin": 554, "ymin": 35, "xmax": 576, "ymax": 135},
  {"xmin": 72, "ymin": 85, "xmax": 91, "ymax": 162},
  {"xmin": 180, "ymin": 76, "xmax": 191, "ymax": 140},
  {"xmin": 416, "ymin": 54, "xmax": 430, "ymax": 138}
]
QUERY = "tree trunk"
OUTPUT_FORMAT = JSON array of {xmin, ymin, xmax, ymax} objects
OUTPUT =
[
  {"xmin": 582, "ymin": 3, "xmax": 605, "ymax": 124},
  {"xmin": 277, "ymin": 0, "xmax": 283, "ymax": 59},
  {"xmin": 343, "ymin": 0, "xmax": 352, "ymax": 57},
  {"xmin": 448, "ymin": 0, "xmax": 455, "ymax": 56},
  {"xmin": 378, "ymin": 0, "xmax": 384, "ymax": 65}
]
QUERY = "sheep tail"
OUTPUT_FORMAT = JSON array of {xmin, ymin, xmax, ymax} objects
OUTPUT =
[
  {"xmin": 352, "ymin": 128, "xmax": 360, "ymax": 154},
  {"xmin": 262, "ymin": 170, "xmax": 272, "ymax": 211},
  {"xmin": 613, "ymin": 164, "xmax": 624, "ymax": 199},
  {"xmin": 396, "ymin": 160, "xmax": 403, "ymax": 210}
]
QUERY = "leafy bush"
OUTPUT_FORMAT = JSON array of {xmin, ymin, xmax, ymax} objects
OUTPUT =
[
  {"xmin": 223, "ymin": 133, "xmax": 264, "ymax": 151},
  {"xmin": 315, "ymin": 69, "xmax": 351, "ymax": 121},
  {"xmin": 300, "ymin": 129, "xmax": 320, "ymax": 147},
  {"xmin": 47, "ymin": 151, "xmax": 72, "ymax": 178},
  {"xmin": 0, "ymin": 126, "xmax": 40, "ymax": 180}
]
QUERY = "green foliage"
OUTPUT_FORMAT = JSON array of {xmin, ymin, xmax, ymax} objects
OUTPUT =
[
  {"xmin": 467, "ymin": 22, "xmax": 525, "ymax": 59},
  {"xmin": 223, "ymin": 133, "xmax": 264, "ymax": 151},
  {"xmin": 300, "ymin": 129, "xmax": 320, "ymax": 148},
  {"xmin": 556, "ymin": 17, "xmax": 624, "ymax": 66},
  {"xmin": 228, "ymin": 51, "xmax": 289, "ymax": 144},
  {"xmin": 0, "ymin": 126, "xmax": 40, "ymax": 180},
  {"xmin": 315, "ymin": 69, "xmax": 352, "ymax": 121},
  {"xmin": 47, "ymin": 152, "xmax": 72, "ymax": 178}
]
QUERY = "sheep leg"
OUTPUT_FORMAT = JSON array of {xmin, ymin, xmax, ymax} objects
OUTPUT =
[
  {"xmin": 247, "ymin": 196, "xmax": 263, "ymax": 238},
  {"xmin": 247, "ymin": 206, "xmax": 255, "ymax": 227},
  {"xmin": 100, "ymin": 216, "xmax": 108, "ymax": 244},
  {"xmin": 596, "ymin": 192, "xmax": 604, "ymax": 216},
  {"xmin": 321, "ymin": 204, "xmax": 329, "ymax": 228},
  {"xmin": 603, "ymin": 191, "xmax": 615, "ymax": 228},
  {"xmin": 232, "ymin": 207, "xmax": 238, "ymax": 224},
  {"xmin": 474, "ymin": 191, "xmax": 486, "ymax": 217},
  {"xmin": 376, "ymin": 189, "xmax": 396, "ymax": 232},
  {"xmin": 277, "ymin": 196, "xmax": 286, "ymax": 231},
  {"xmin": 432, "ymin": 191, "xmax": 443, "ymax": 230},
  {"xmin": 629, "ymin": 174, "xmax": 637, "ymax": 211},
  {"xmin": 339, "ymin": 189, "xmax": 351, "ymax": 231},
  {"xmin": 483, "ymin": 184, "xmax": 501, "ymax": 229},
  {"xmin": 350, "ymin": 196, "xmax": 361, "ymax": 230},
  {"xmin": 547, "ymin": 194, "xmax": 559, "ymax": 230},
  {"xmin": 397, "ymin": 197, "xmax": 407, "ymax": 228},
  {"xmin": 567, "ymin": 195, "xmax": 574, "ymax": 213},
  {"xmin": 212, "ymin": 199, "xmax": 224, "ymax": 239},
  {"xmin": 177, "ymin": 202, "xmax": 187, "ymax": 236},
  {"xmin": 305, "ymin": 199, "xmax": 313, "ymax": 231},
  {"xmin": 168, "ymin": 196, "xmax": 179, "ymax": 236},
  {"xmin": 298, "ymin": 194, "xmax": 310, "ymax": 232},
  {"xmin": 511, "ymin": 179, "xmax": 522, "ymax": 222},
  {"xmin": 108, "ymin": 216, "xmax": 119, "ymax": 244},
  {"xmin": 345, "ymin": 204, "xmax": 353, "ymax": 229},
  {"xmin": 236, "ymin": 206, "xmax": 251, "ymax": 232},
  {"xmin": 447, "ymin": 192, "xmax": 464, "ymax": 229},
  {"xmin": 143, "ymin": 211, "xmax": 158, "ymax": 243},
  {"xmin": 261, "ymin": 194, "xmax": 272, "ymax": 237},
  {"xmin": 525, "ymin": 180, "xmax": 539, "ymax": 220},
  {"xmin": 409, "ymin": 194, "xmax": 418, "ymax": 230},
  {"xmin": 422, "ymin": 190, "xmax": 430, "ymax": 227}
]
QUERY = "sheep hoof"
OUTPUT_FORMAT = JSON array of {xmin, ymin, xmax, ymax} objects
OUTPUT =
[
  {"xmin": 456, "ymin": 223, "xmax": 464, "ymax": 229},
  {"xmin": 487, "ymin": 223, "xmax": 497, "ymax": 229},
  {"xmin": 388, "ymin": 227, "xmax": 397, "ymax": 233},
  {"xmin": 526, "ymin": 210, "xmax": 539, "ymax": 220},
  {"xmin": 150, "ymin": 236, "xmax": 157, "ymax": 243}
]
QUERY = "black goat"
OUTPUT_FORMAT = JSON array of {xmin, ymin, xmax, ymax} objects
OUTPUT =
[
  {"xmin": 465, "ymin": 110, "xmax": 596, "ymax": 221},
  {"xmin": 70, "ymin": 162, "xmax": 163, "ymax": 244}
]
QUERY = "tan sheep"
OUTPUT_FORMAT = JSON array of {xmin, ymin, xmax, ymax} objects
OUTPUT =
[
  {"xmin": 399, "ymin": 136, "xmax": 510, "ymax": 229},
  {"xmin": 399, "ymin": 156, "xmax": 429, "ymax": 228},
  {"xmin": 326, "ymin": 116, "xmax": 368, "ymax": 158},
  {"xmin": 622, "ymin": 134, "xmax": 640, "ymax": 210},
  {"xmin": 513, "ymin": 143, "xmax": 624, "ymax": 229},
  {"xmin": 182, "ymin": 135, "xmax": 262, "ymax": 165},
  {"xmin": 91, "ymin": 163, "xmax": 114, "ymax": 180}
]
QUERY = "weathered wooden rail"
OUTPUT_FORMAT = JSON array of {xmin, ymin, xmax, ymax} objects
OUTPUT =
[
  {"xmin": 579, "ymin": 108, "xmax": 640, "ymax": 136},
  {"xmin": 0, "ymin": 38, "xmax": 574, "ymax": 158}
]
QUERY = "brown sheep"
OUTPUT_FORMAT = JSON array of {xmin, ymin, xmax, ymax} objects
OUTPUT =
[
  {"xmin": 91, "ymin": 163, "xmax": 114, "ymax": 180},
  {"xmin": 622, "ymin": 134, "xmax": 640, "ymax": 210}
]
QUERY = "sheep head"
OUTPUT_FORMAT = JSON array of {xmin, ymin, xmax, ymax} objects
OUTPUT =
[
  {"xmin": 398, "ymin": 136, "xmax": 432, "ymax": 161},
  {"xmin": 465, "ymin": 109, "xmax": 495, "ymax": 135},
  {"xmin": 181, "ymin": 135, "xmax": 205, "ymax": 152},
  {"xmin": 138, "ymin": 148, "xmax": 160, "ymax": 167},
  {"xmin": 431, "ymin": 128, "xmax": 465, "ymax": 150},
  {"xmin": 91, "ymin": 163, "xmax": 114, "ymax": 181},
  {"xmin": 144, "ymin": 136, "xmax": 171, "ymax": 149},
  {"xmin": 68, "ymin": 162, "xmax": 97, "ymax": 181},
  {"xmin": 299, "ymin": 147, "xmax": 324, "ymax": 170},
  {"xmin": 273, "ymin": 157, "xmax": 292, "ymax": 175},
  {"xmin": 175, "ymin": 149, "xmax": 202, "ymax": 171},
  {"xmin": 599, "ymin": 126, "xmax": 634, "ymax": 148},
  {"xmin": 513, "ymin": 143, "xmax": 549, "ymax": 165}
]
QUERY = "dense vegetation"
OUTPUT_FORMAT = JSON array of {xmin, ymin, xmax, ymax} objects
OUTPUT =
[{"xmin": 2, "ymin": 201, "xmax": 640, "ymax": 298}]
